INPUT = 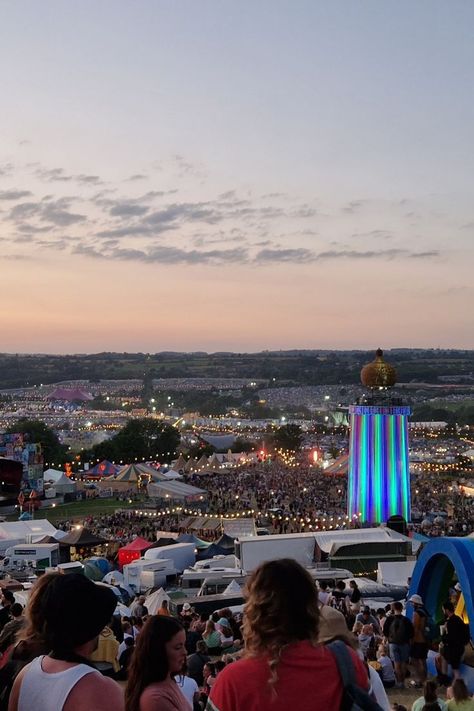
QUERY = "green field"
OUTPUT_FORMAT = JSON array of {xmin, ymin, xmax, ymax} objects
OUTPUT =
[{"xmin": 8, "ymin": 497, "xmax": 145, "ymax": 524}]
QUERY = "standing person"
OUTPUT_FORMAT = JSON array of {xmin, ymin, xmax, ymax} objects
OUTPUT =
[
  {"xmin": 125, "ymin": 616, "xmax": 189, "ymax": 711},
  {"xmin": 348, "ymin": 580, "xmax": 362, "ymax": 613},
  {"xmin": 408, "ymin": 594, "xmax": 430, "ymax": 687},
  {"xmin": 157, "ymin": 600, "xmax": 171, "ymax": 617},
  {"xmin": 317, "ymin": 581, "xmax": 331, "ymax": 606},
  {"xmin": 440, "ymin": 602, "xmax": 469, "ymax": 682},
  {"xmin": 130, "ymin": 595, "xmax": 148, "ymax": 618},
  {"xmin": 383, "ymin": 601, "xmax": 414, "ymax": 688},
  {"xmin": 357, "ymin": 606, "xmax": 382, "ymax": 635},
  {"xmin": 0, "ymin": 604, "xmax": 24, "ymax": 654},
  {"xmin": 0, "ymin": 591, "xmax": 15, "ymax": 633},
  {"xmin": 187, "ymin": 641, "xmax": 210, "ymax": 687},
  {"xmin": 7, "ymin": 572, "xmax": 124, "ymax": 711},
  {"xmin": 207, "ymin": 558, "xmax": 369, "ymax": 711},
  {"xmin": 329, "ymin": 580, "xmax": 349, "ymax": 616}
]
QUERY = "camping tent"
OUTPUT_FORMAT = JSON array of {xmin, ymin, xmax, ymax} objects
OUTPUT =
[
  {"xmin": 215, "ymin": 533, "xmax": 236, "ymax": 551},
  {"xmin": 118, "ymin": 537, "xmax": 153, "ymax": 567},
  {"xmin": 177, "ymin": 533, "xmax": 210, "ymax": 550},
  {"xmin": 197, "ymin": 543, "xmax": 229, "ymax": 560},
  {"xmin": 145, "ymin": 587, "xmax": 171, "ymax": 615}
]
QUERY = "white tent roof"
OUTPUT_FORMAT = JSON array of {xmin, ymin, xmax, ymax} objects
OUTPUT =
[
  {"xmin": 160, "ymin": 469, "xmax": 182, "ymax": 480},
  {"xmin": 43, "ymin": 468, "xmax": 64, "ymax": 482},
  {"xmin": 314, "ymin": 527, "xmax": 421, "ymax": 555},
  {"xmin": 145, "ymin": 587, "xmax": 171, "ymax": 615},
  {"xmin": 0, "ymin": 519, "xmax": 58, "ymax": 542},
  {"xmin": 377, "ymin": 560, "xmax": 416, "ymax": 587},
  {"xmin": 148, "ymin": 480, "xmax": 207, "ymax": 500}
]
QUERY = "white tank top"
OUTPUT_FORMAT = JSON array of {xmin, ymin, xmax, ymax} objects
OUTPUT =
[{"xmin": 18, "ymin": 655, "xmax": 100, "ymax": 711}]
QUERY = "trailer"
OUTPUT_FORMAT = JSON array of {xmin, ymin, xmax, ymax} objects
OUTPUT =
[
  {"xmin": 1, "ymin": 543, "xmax": 60, "ymax": 573},
  {"xmin": 235, "ymin": 532, "xmax": 318, "ymax": 572},
  {"xmin": 143, "ymin": 542, "xmax": 195, "ymax": 573},
  {"xmin": 123, "ymin": 558, "xmax": 176, "ymax": 593}
]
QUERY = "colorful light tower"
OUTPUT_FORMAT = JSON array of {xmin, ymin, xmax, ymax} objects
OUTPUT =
[{"xmin": 348, "ymin": 349, "xmax": 411, "ymax": 524}]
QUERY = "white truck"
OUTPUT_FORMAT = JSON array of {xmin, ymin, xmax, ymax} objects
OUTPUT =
[
  {"xmin": 1, "ymin": 543, "xmax": 60, "ymax": 573},
  {"xmin": 144, "ymin": 542, "xmax": 195, "ymax": 573},
  {"xmin": 235, "ymin": 533, "xmax": 319, "ymax": 572}
]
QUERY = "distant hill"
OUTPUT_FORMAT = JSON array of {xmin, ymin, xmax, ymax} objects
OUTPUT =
[{"xmin": 0, "ymin": 349, "xmax": 473, "ymax": 390}]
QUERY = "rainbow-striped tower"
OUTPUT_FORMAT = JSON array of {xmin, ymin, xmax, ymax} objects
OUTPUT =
[{"xmin": 348, "ymin": 350, "xmax": 411, "ymax": 524}]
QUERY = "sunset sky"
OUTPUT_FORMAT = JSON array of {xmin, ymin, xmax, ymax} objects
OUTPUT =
[{"xmin": 1, "ymin": 1, "xmax": 473, "ymax": 353}]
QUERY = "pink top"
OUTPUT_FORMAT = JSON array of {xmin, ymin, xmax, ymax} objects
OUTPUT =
[{"xmin": 139, "ymin": 678, "xmax": 191, "ymax": 711}]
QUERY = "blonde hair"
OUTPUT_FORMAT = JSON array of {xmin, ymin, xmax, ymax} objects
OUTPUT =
[{"xmin": 243, "ymin": 559, "xmax": 320, "ymax": 692}]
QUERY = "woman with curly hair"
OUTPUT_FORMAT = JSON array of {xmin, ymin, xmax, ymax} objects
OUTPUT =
[
  {"xmin": 125, "ymin": 616, "xmax": 189, "ymax": 711},
  {"xmin": 207, "ymin": 558, "xmax": 369, "ymax": 711}
]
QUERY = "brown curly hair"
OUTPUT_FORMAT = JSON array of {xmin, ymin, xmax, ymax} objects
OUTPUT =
[{"xmin": 243, "ymin": 558, "xmax": 320, "ymax": 691}]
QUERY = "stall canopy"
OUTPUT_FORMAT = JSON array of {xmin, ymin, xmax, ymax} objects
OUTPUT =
[
  {"xmin": 177, "ymin": 533, "xmax": 210, "ymax": 549},
  {"xmin": 145, "ymin": 588, "xmax": 171, "ymax": 615},
  {"xmin": 118, "ymin": 537, "xmax": 153, "ymax": 567},
  {"xmin": 60, "ymin": 528, "xmax": 107, "ymax": 547},
  {"xmin": 215, "ymin": 534, "xmax": 236, "ymax": 551}
]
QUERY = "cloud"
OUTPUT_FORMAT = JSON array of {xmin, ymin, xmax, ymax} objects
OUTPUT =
[
  {"xmin": 126, "ymin": 174, "xmax": 148, "ymax": 181},
  {"xmin": 9, "ymin": 198, "xmax": 86, "ymax": 226},
  {"xmin": 317, "ymin": 248, "xmax": 406, "ymax": 260},
  {"xmin": 34, "ymin": 166, "xmax": 103, "ymax": 186},
  {"xmin": 1, "ymin": 253, "xmax": 32, "ymax": 260},
  {"xmin": 73, "ymin": 242, "xmax": 248, "ymax": 265},
  {"xmin": 109, "ymin": 203, "xmax": 150, "ymax": 217},
  {"xmin": 409, "ymin": 251, "xmax": 439, "ymax": 258},
  {"xmin": 0, "ymin": 190, "xmax": 32, "ymax": 201},
  {"xmin": 255, "ymin": 248, "xmax": 315, "ymax": 263}
]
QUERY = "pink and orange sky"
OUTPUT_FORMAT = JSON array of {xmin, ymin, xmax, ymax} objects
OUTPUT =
[{"xmin": 0, "ymin": 2, "xmax": 473, "ymax": 353}]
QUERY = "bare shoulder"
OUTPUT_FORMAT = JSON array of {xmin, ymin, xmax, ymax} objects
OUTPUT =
[{"xmin": 65, "ymin": 672, "xmax": 125, "ymax": 711}]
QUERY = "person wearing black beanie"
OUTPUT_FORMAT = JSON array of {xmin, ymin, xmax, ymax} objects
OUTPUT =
[{"xmin": 8, "ymin": 573, "xmax": 124, "ymax": 711}]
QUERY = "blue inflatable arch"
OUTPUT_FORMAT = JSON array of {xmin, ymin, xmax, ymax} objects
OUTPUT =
[{"xmin": 408, "ymin": 537, "xmax": 474, "ymax": 636}]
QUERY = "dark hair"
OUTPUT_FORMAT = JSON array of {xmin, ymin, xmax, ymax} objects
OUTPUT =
[
  {"xmin": 423, "ymin": 680, "xmax": 439, "ymax": 703},
  {"xmin": 421, "ymin": 705, "xmax": 441, "ymax": 711},
  {"xmin": 2, "ymin": 590, "xmax": 15, "ymax": 603},
  {"xmin": 452, "ymin": 678, "xmax": 469, "ymax": 702},
  {"xmin": 125, "ymin": 616, "xmax": 183, "ymax": 711},
  {"xmin": 392, "ymin": 601, "xmax": 404, "ymax": 612},
  {"xmin": 11, "ymin": 603, "xmax": 23, "ymax": 617},
  {"xmin": 124, "ymin": 637, "xmax": 135, "ymax": 648},
  {"xmin": 443, "ymin": 601, "xmax": 454, "ymax": 613},
  {"xmin": 215, "ymin": 660, "xmax": 226, "ymax": 673},
  {"xmin": 336, "ymin": 580, "xmax": 345, "ymax": 591}
]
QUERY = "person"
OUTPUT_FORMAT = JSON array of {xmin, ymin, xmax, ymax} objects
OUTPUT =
[
  {"xmin": 125, "ymin": 615, "xmax": 189, "ymax": 711},
  {"xmin": 441, "ymin": 602, "xmax": 469, "ymax": 682},
  {"xmin": 90, "ymin": 623, "xmax": 120, "ymax": 674},
  {"xmin": 377, "ymin": 645, "xmax": 396, "ymax": 689},
  {"xmin": 349, "ymin": 579, "xmax": 362, "ymax": 613},
  {"xmin": 358, "ymin": 624, "xmax": 377, "ymax": 661},
  {"xmin": 207, "ymin": 558, "xmax": 369, "ymax": 711},
  {"xmin": 317, "ymin": 581, "xmax": 331, "ymax": 606},
  {"xmin": 357, "ymin": 606, "xmax": 382, "ymax": 635},
  {"xmin": 0, "ymin": 591, "xmax": 15, "ymax": 633},
  {"xmin": 202, "ymin": 620, "xmax": 221, "ymax": 654},
  {"xmin": 187, "ymin": 640, "xmax": 210, "ymax": 686},
  {"xmin": 0, "ymin": 604, "xmax": 24, "ymax": 654},
  {"xmin": 329, "ymin": 580, "xmax": 349, "ymax": 616},
  {"xmin": 318, "ymin": 605, "xmax": 390, "ymax": 711},
  {"xmin": 130, "ymin": 595, "xmax": 148, "ymax": 619},
  {"xmin": 408, "ymin": 594, "xmax": 430, "ymax": 687},
  {"xmin": 118, "ymin": 637, "xmax": 135, "ymax": 681},
  {"xmin": 446, "ymin": 679, "xmax": 474, "ymax": 710},
  {"xmin": 383, "ymin": 601, "xmax": 414, "ymax": 688},
  {"xmin": 7, "ymin": 572, "xmax": 124, "ymax": 711},
  {"xmin": 411, "ymin": 680, "xmax": 448, "ymax": 711},
  {"xmin": 117, "ymin": 622, "xmax": 134, "ymax": 660},
  {"xmin": 157, "ymin": 599, "xmax": 171, "ymax": 617},
  {"xmin": 174, "ymin": 663, "xmax": 199, "ymax": 710}
]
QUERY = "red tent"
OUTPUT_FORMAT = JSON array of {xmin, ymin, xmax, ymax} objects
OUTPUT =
[{"xmin": 118, "ymin": 537, "xmax": 153, "ymax": 568}]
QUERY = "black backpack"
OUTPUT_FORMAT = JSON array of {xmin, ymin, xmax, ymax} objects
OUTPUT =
[
  {"xmin": 388, "ymin": 615, "xmax": 412, "ymax": 645},
  {"xmin": 328, "ymin": 640, "xmax": 384, "ymax": 711}
]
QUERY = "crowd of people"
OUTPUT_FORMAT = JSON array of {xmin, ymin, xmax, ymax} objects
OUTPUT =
[{"xmin": 0, "ymin": 559, "xmax": 473, "ymax": 710}]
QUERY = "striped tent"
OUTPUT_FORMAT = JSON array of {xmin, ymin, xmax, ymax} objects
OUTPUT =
[
  {"xmin": 88, "ymin": 460, "xmax": 120, "ymax": 477},
  {"xmin": 115, "ymin": 463, "xmax": 153, "ymax": 483}
]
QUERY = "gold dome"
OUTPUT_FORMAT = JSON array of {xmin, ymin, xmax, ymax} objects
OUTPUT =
[{"xmin": 360, "ymin": 348, "xmax": 397, "ymax": 388}]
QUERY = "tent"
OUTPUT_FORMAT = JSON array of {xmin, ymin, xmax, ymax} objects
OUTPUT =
[
  {"xmin": 177, "ymin": 533, "xmax": 210, "ymax": 550},
  {"xmin": 223, "ymin": 579, "xmax": 242, "ymax": 595},
  {"xmin": 215, "ymin": 534, "xmax": 236, "ymax": 551},
  {"xmin": 197, "ymin": 543, "xmax": 229, "ymax": 560},
  {"xmin": 0, "ymin": 519, "xmax": 58, "ymax": 543},
  {"xmin": 118, "ymin": 537, "xmax": 153, "ymax": 567},
  {"xmin": 184, "ymin": 458, "xmax": 197, "ymax": 473},
  {"xmin": 47, "ymin": 387, "xmax": 93, "ymax": 401},
  {"xmin": 115, "ymin": 463, "xmax": 152, "ymax": 483},
  {"xmin": 60, "ymin": 528, "xmax": 107, "ymax": 547},
  {"xmin": 145, "ymin": 587, "xmax": 171, "ymax": 615},
  {"xmin": 43, "ymin": 468, "xmax": 64, "ymax": 482},
  {"xmin": 147, "ymin": 480, "xmax": 207, "ymax": 501},
  {"xmin": 173, "ymin": 454, "xmax": 187, "ymax": 472},
  {"xmin": 48, "ymin": 473, "xmax": 76, "ymax": 494},
  {"xmin": 159, "ymin": 469, "xmax": 182, "ymax": 480},
  {"xmin": 88, "ymin": 460, "xmax": 120, "ymax": 477}
]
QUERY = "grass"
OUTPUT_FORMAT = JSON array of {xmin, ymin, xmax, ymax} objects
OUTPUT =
[{"xmin": 8, "ymin": 497, "xmax": 146, "ymax": 523}]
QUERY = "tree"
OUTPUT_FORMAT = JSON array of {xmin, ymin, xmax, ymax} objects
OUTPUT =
[
  {"xmin": 271, "ymin": 424, "xmax": 303, "ymax": 452},
  {"xmin": 5, "ymin": 418, "xmax": 69, "ymax": 466},
  {"xmin": 91, "ymin": 418, "xmax": 180, "ymax": 463}
]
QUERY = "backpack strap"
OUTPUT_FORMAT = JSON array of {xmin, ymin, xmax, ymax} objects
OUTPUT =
[{"xmin": 327, "ymin": 640, "xmax": 358, "ymax": 689}]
